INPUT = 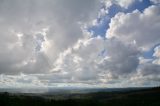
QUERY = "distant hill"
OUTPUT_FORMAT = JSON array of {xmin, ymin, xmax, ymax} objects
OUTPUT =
[{"xmin": 0, "ymin": 87, "xmax": 160, "ymax": 106}]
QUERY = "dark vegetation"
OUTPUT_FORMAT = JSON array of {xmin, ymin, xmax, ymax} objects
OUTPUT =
[{"xmin": 0, "ymin": 87, "xmax": 160, "ymax": 106}]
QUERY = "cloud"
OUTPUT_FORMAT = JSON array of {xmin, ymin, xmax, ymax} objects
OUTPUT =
[
  {"xmin": 105, "ymin": 5, "xmax": 160, "ymax": 86},
  {"xmin": 107, "ymin": 5, "xmax": 160, "ymax": 50},
  {"xmin": 0, "ymin": 73, "xmax": 45, "ymax": 88},
  {"xmin": 153, "ymin": 45, "xmax": 160, "ymax": 65},
  {"xmin": 150, "ymin": 0, "xmax": 160, "ymax": 4},
  {"xmin": 50, "ymin": 35, "xmax": 140, "ymax": 85},
  {"xmin": 130, "ymin": 45, "xmax": 160, "ymax": 86},
  {"xmin": 51, "ymin": 35, "xmax": 104, "ymax": 83},
  {"xmin": 131, "ymin": 62, "xmax": 160, "ymax": 86},
  {"xmin": 98, "ymin": 38, "xmax": 140, "ymax": 77},
  {"xmin": 0, "ymin": 0, "xmax": 160, "ymax": 88},
  {"xmin": 138, "ymin": 63, "xmax": 160, "ymax": 76},
  {"xmin": 0, "ymin": 0, "xmax": 100, "ymax": 74},
  {"xmin": 103, "ymin": 0, "xmax": 142, "ymax": 9}
]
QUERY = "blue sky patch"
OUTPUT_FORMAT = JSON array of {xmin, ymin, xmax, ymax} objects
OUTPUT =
[{"xmin": 88, "ymin": 0, "xmax": 152, "ymax": 38}]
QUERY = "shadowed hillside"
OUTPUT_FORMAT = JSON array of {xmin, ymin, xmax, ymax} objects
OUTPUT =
[{"xmin": 0, "ymin": 87, "xmax": 160, "ymax": 106}]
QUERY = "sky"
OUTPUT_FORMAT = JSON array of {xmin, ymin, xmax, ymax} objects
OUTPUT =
[{"xmin": 0, "ymin": 0, "xmax": 160, "ymax": 90}]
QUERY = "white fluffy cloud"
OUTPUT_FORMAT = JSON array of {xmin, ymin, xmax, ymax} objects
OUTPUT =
[
  {"xmin": 107, "ymin": 5, "xmax": 160, "ymax": 50},
  {"xmin": 105, "ymin": 4, "xmax": 160, "ymax": 86},
  {"xmin": 0, "ymin": 0, "xmax": 100, "ymax": 74},
  {"xmin": 0, "ymin": 0, "xmax": 160, "ymax": 89},
  {"xmin": 153, "ymin": 45, "xmax": 160, "ymax": 65},
  {"xmin": 103, "ymin": 0, "xmax": 142, "ymax": 9},
  {"xmin": 50, "ymin": 35, "xmax": 140, "ymax": 85},
  {"xmin": 51, "ymin": 35, "xmax": 104, "ymax": 83}
]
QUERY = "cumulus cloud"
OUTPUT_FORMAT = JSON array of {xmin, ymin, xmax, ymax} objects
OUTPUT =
[
  {"xmin": 50, "ymin": 35, "xmax": 140, "ymax": 85},
  {"xmin": 0, "ymin": 0, "xmax": 100, "ymax": 74},
  {"xmin": 98, "ymin": 38, "xmax": 140, "ymax": 76},
  {"xmin": 153, "ymin": 45, "xmax": 160, "ymax": 65},
  {"xmin": 107, "ymin": 5, "xmax": 160, "ymax": 50},
  {"xmin": 130, "ymin": 45, "xmax": 160, "ymax": 86},
  {"xmin": 131, "ymin": 62, "xmax": 160, "ymax": 87},
  {"xmin": 0, "ymin": 0, "xmax": 160, "ymax": 89},
  {"xmin": 105, "ymin": 4, "xmax": 160, "ymax": 86},
  {"xmin": 51, "ymin": 35, "xmax": 104, "ymax": 83},
  {"xmin": 103, "ymin": 0, "xmax": 142, "ymax": 9}
]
